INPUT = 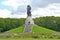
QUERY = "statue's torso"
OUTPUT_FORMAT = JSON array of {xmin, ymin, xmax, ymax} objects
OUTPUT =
[{"xmin": 27, "ymin": 5, "xmax": 31, "ymax": 16}]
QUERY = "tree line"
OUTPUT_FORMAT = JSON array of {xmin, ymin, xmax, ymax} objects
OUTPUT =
[
  {"xmin": 0, "ymin": 18, "xmax": 25, "ymax": 32},
  {"xmin": 0, "ymin": 16, "xmax": 60, "ymax": 32},
  {"xmin": 34, "ymin": 16, "xmax": 60, "ymax": 32}
]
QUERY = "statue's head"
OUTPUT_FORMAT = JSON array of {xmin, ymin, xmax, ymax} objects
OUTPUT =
[{"xmin": 27, "ymin": 5, "xmax": 30, "ymax": 7}]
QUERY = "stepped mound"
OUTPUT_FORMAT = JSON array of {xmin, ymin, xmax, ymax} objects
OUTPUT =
[{"xmin": 7, "ymin": 25, "xmax": 56, "ymax": 34}]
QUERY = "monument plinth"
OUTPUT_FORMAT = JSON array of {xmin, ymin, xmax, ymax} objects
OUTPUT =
[{"xmin": 24, "ymin": 5, "xmax": 34, "ymax": 33}]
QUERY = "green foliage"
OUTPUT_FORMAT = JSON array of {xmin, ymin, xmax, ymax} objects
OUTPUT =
[
  {"xmin": 0, "ymin": 16, "xmax": 60, "ymax": 32},
  {"xmin": 34, "ymin": 16, "xmax": 60, "ymax": 32},
  {"xmin": 0, "ymin": 18, "xmax": 25, "ymax": 32}
]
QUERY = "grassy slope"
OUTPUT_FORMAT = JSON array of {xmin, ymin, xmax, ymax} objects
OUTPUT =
[
  {"xmin": 0, "ymin": 38, "xmax": 60, "ymax": 40},
  {"xmin": 32, "ymin": 25, "xmax": 55, "ymax": 34},
  {"xmin": 7, "ymin": 26, "xmax": 24, "ymax": 33},
  {"xmin": 7, "ymin": 25, "xmax": 56, "ymax": 34}
]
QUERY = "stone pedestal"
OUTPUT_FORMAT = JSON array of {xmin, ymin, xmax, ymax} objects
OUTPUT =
[{"xmin": 24, "ymin": 16, "xmax": 34, "ymax": 33}]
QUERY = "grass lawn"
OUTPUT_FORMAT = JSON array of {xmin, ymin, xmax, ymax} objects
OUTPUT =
[
  {"xmin": 7, "ymin": 26, "xmax": 24, "ymax": 33},
  {"xmin": 0, "ymin": 38, "xmax": 60, "ymax": 40},
  {"xmin": 7, "ymin": 25, "xmax": 56, "ymax": 34},
  {"xmin": 32, "ymin": 25, "xmax": 56, "ymax": 34},
  {"xmin": 5, "ymin": 25, "xmax": 60, "ymax": 39}
]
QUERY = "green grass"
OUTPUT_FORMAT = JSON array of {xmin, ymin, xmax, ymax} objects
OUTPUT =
[
  {"xmin": 7, "ymin": 26, "xmax": 24, "ymax": 33},
  {"xmin": 0, "ymin": 38, "xmax": 60, "ymax": 40},
  {"xmin": 3, "ymin": 26, "xmax": 60, "ymax": 39},
  {"xmin": 32, "ymin": 25, "xmax": 56, "ymax": 34},
  {"xmin": 7, "ymin": 25, "xmax": 56, "ymax": 34}
]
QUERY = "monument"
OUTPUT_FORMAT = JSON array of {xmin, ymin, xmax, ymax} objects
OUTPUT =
[{"xmin": 24, "ymin": 5, "xmax": 34, "ymax": 33}]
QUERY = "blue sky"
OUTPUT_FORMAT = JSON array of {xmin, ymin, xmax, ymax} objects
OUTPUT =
[{"xmin": 0, "ymin": 0, "xmax": 60, "ymax": 18}]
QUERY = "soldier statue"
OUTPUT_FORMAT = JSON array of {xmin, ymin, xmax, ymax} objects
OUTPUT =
[
  {"xmin": 23, "ymin": 5, "xmax": 34, "ymax": 33},
  {"xmin": 27, "ymin": 5, "xmax": 31, "ymax": 16}
]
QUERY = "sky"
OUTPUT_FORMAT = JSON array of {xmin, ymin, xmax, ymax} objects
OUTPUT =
[{"xmin": 0, "ymin": 0, "xmax": 60, "ymax": 18}]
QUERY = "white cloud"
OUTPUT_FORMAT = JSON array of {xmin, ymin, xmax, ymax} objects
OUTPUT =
[
  {"xmin": 32, "ymin": 8, "xmax": 52, "ymax": 18},
  {"xmin": 2, "ymin": 0, "xmax": 20, "ymax": 10},
  {"xmin": 10, "ymin": 3, "xmax": 60, "ymax": 18},
  {"xmin": 10, "ymin": 15, "xmax": 26, "ymax": 18},
  {"xmin": 0, "ymin": 9, "xmax": 11, "ymax": 18},
  {"xmin": 46, "ymin": 3, "xmax": 60, "ymax": 16},
  {"xmin": 2, "ymin": 0, "xmax": 30, "ymax": 10},
  {"xmin": 10, "ymin": 13, "xmax": 27, "ymax": 18},
  {"xmin": 1, "ymin": 0, "xmax": 60, "ymax": 18},
  {"xmin": 0, "ymin": 9, "xmax": 26, "ymax": 18},
  {"xmin": 32, "ymin": 3, "xmax": 60, "ymax": 18}
]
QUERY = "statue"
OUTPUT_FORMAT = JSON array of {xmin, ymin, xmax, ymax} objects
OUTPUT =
[
  {"xmin": 27, "ymin": 5, "xmax": 31, "ymax": 16},
  {"xmin": 23, "ymin": 5, "xmax": 34, "ymax": 33}
]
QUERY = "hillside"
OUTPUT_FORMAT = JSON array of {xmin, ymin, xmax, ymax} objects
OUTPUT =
[
  {"xmin": 7, "ymin": 25, "xmax": 56, "ymax": 34},
  {"xmin": 7, "ymin": 26, "xmax": 24, "ymax": 33},
  {"xmin": 32, "ymin": 25, "xmax": 56, "ymax": 34}
]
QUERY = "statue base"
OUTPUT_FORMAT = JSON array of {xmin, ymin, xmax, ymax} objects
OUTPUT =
[{"xmin": 23, "ymin": 16, "xmax": 34, "ymax": 33}]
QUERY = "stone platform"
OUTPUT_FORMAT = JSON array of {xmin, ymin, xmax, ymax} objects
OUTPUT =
[{"xmin": 23, "ymin": 16, "xmax": 34, "ymax": 33}]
